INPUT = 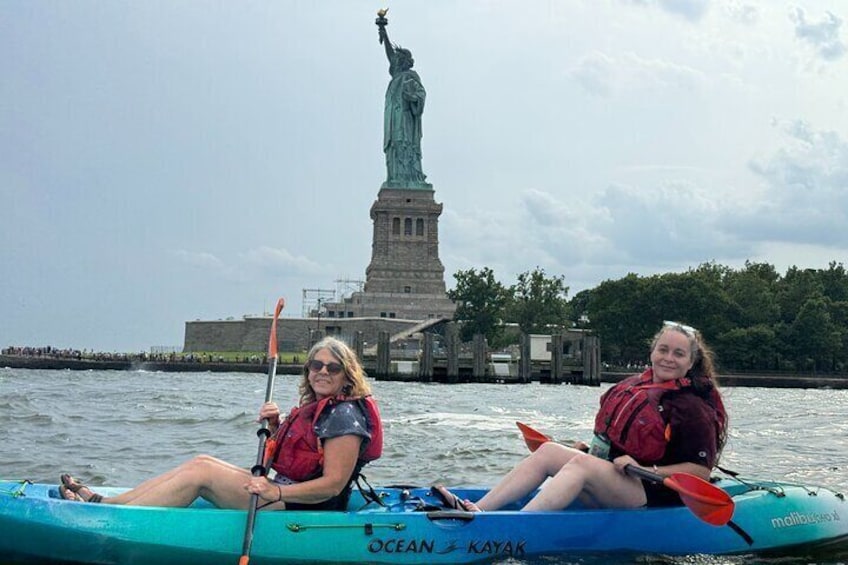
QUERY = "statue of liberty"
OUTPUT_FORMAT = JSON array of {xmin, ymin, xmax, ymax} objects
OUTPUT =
[{"xmin": 376, "ymin": 10, "xmax": 430, "ymax": 189}]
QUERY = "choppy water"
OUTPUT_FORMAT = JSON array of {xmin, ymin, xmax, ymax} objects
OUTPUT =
[{"xmin": 1, "ymin": 368, "xmax": 846, "ymax": 564}]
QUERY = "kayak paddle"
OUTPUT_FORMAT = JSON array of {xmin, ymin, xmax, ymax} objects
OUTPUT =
[
  {"xmin": 516, "ymin": 421, "xmax": 552, "ymax": 452},
  {"xmin": 624, "ymin": 464, "xmax": 735, "ymax": 526},
  {"xmin": 515, "ymin": 421, "xmax": 735, "ymax": 526},
  {"xmin": 239, "ymin": 297, "xmax": 285, "ymax": 565}
]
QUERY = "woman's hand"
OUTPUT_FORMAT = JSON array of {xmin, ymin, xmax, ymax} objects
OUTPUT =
[
  {"xmin": 570, "ymin": 440, "xmax": 590, "ymax": 453},
  {"xmin": 611, "ymin": 454, "xmax": 639, "ymax": 475},
  {"xmin": 257, "ymin": 402, "xmax": 281, "ymax": 428},
  {"xmin": 245, "ymin": 476, "xmax": 281, "ymax": 503}
]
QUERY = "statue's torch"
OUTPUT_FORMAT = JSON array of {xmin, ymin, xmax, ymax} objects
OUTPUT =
[{"xmin": 376, "ymin": 8, "xmax": 388, "ymax": 43}]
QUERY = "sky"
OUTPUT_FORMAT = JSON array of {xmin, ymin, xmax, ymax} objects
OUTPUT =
[{"xmin": 3, "ymin": 1, "xmax": 848, "ymax": 352}]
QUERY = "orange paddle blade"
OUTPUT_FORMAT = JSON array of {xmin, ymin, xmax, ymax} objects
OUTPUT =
[
  {"xmin": 516, "ymin": 421, "xmax": 551, "ymax": 452},
  {"xmin": 267, "ymin": 298, "xmax": 286, "ymax": 358},
  {"xmin": 665, "ymin": 473, "xmax": 735, "ymax": 526},
  {"xmin": 626, "ymin": 465, "xmax": 735, "ymax": 526}
]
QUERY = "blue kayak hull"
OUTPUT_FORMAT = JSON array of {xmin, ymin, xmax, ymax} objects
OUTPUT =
[{"xmin": 0, "ymin": 478, "xmax": 846, "ymax": 564}]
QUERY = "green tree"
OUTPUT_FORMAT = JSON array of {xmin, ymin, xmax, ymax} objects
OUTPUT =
[
  {"xmin": 820, "ymin": 262, "xmax": 848, "ymax": 303},
  {"xmin": 724, "ymin": 261, "xmax": 781, "ymax": 328},
  {"xmin": 568, "ymin": 288, "xmax": 593, "ymax": 328},
  {"xmin": 777, "ymin": 267, "xmax": 825, "ymax": 324},
  {"xmin": 446, "ymin": 259, "xmax": 848, "ymax": 374},
  {"xmin": 447, "ymin": 268, "xmax": 510, "ymax": 344},
  {"xmin": 644, "ymin": 263, "xmax": 734, "ymax": 339},
  {"xmin": 505, "ymin": 268, "xmax": 570, "ymax": 335},
  {"xmin": 830, "ymin": 301, "xmax": 848, "ymax": 371},
  {"xmin": 787, "ymin": 296, "xmax": 842, "ymax": 372},
  {"xmin": 583, "ymin": 273, "xmax": 654, "ymax": 362},
  {"xmin": 715, "ymin": 325, "xmax": 777, "ymax": 370}
]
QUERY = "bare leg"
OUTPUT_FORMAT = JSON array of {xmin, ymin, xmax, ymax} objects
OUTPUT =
[
  {"xmin": 472, "ymin": 442, "xmax": 647, "ymax": 512},
  {"xmin": 75, "ymin": 455, "xmax": 266, "ymax": 509},
  {"xmin": 522, "ymin": 452, "xmax": 647, "ymax": 511},
  {"xmin": 473, "ymin": 442, "xmax": 584, "ymax": 511}
]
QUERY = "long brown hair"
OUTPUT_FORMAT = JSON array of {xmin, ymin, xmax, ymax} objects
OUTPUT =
[{"xmin": 651, "ymin": 323, "xmax": 728, "ymax": 457}]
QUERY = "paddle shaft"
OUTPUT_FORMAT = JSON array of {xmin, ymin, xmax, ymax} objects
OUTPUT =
[
  {"xmin": 624, "ymin": 463, "xmax": 668, "ymax": 485},
  {"xmin": 239, "ymin": 298, "xmax": 285, "ymax": 565}
]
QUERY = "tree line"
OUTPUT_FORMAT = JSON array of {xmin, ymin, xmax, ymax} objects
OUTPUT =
[{"xmin": 448, "ymin": 261, "xmax": 848, "ymax": 374}]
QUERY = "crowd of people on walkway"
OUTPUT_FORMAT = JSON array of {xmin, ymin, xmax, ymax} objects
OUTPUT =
[{"xmin": 1, "ymin": 346, "xmax": 267, "ymax": 365}]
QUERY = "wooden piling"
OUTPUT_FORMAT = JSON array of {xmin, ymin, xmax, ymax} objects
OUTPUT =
[
  {"xmin": 445, "ymin": 322, "xmax": 460, "ymax": 383},
  {"xmin": 472, "ymin": 333, "xmax": 487, "ymax": 381},
  {"xmin": 420, "ymin": 332, "xmax": 434, "ymax": 382}
]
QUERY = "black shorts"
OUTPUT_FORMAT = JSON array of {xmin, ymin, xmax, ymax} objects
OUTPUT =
[
  {"xmin": 643, "ymin": 480, "xmax": 683, "ymax": 508},
  {"xmin": 286, "ymin": 497, "xmax": 346, "ymax": 511}
]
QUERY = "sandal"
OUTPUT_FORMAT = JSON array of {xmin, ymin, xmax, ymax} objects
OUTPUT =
[
  {"xmin": 59, "ymin": 484, "xmax": 83, "ymax": 502},
  {"xmin": 60, "ymin": 474, "xmax": 104, "ymax": 503},
  {"xmin": 431, "ymin": 484, "xmax": 475, "ymax": 511}
]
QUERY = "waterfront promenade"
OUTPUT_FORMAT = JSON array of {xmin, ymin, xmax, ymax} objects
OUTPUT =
[{"xmin": 2, "ymin": 353, "xmax": 847, "ymax": 389}]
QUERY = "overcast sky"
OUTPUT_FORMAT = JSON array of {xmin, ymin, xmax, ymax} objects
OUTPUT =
[{"xmin": 3, "ymin": 1, "xmax": 847, "ymax": 352}]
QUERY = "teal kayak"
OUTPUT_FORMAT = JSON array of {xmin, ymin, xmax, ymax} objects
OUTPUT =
[{"xmin": 0, "ymin": 477, "xmax": 845, "ymax": 564}]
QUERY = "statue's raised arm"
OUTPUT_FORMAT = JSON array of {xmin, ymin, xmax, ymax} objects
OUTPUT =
[
  {"xmin": 374, "ymin": 10, "xmax": 430, "ymax": 189},
  {"xmin": 376, "ymin": 8, "xmax": 392, "ymax": 57}
]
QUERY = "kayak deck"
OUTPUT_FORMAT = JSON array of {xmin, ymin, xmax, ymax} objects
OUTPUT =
[{"xmin": 0, "ymin": 477, "xmax": 846, "ymax": 564}]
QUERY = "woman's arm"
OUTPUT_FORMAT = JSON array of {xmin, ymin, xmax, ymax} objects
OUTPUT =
[
  {"xmin": 273, "ymin": 434, "xmax": 363, "ymax": 505},
  {"xmin": 612, "ymin": 455, "xmax": 711, "ymax": 481},
  {"xmin": 650, "ymin": 461, "xmax": 711, "ymax": 480},
  {"xmin": 247, "ymin": 434, "xmax": 362, "ymax": 506}
]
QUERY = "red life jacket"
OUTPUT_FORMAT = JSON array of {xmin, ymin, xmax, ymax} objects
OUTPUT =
[
  {"xmin": 268, "ymin": 395, "xmax": 382, "ymax": 482},
  {"xmin": 593, "ymin": 369, "xmax": 689, "ymax": 463}
]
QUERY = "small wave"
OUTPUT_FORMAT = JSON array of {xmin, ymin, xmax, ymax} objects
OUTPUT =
[
  {"xmin": 124, "ymin": 416, "xmax": 212, "ymax": 425},
  {"xmin": 16, "ymin": 413, "xmax": 55, "ymax": 424}
]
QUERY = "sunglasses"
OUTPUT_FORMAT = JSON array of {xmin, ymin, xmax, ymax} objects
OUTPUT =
[
  {"xmin": 306, "ymin": 360, "xmax": 344, "ymax": 375},
  {"xmin": 663, "ymin": 320, "xmax": 698, "ymax": 336}
]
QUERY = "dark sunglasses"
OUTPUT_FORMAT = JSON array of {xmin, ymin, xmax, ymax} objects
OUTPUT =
[{"xmin": 306, "ymin": 360, "xmax": 344, "ymax": 375}]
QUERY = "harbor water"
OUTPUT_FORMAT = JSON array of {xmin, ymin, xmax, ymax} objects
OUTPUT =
[{"xmin": 1, "ymin": 367, "xmax": 846, "ymax": 564}]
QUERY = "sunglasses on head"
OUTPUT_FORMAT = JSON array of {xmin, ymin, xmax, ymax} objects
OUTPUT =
[
  {"xmin": 306, "ymin": 360, "xmax": 344, "ymax": 375},
  {"xmin": 663, "ymin": 320, "xmax": 698, "ymax": 336}
]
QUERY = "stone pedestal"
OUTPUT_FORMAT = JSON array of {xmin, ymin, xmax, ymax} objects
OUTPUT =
[
  {"xmin": 324, "ymin": 186, "xmax": 455, "ymax": 321},
  {"xmin": 365, "ymin": 188, "xmax": 446, "ymax": 295}
]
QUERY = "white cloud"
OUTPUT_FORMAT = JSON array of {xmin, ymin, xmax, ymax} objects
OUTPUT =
[
  {"xmin": 570, "ymin": 52, "xmax": 615, "ymax": 97},
  {"xmin": 725, "ymin": 2, "xmax": 759, "ymax": 25},
  {"xmin": 620, "ymin": 0, "xmax": 710, "ymax": 22},
  {"xmin": 171, "ymin": 246, "xmax": 328, "ymax": 285},
  {"xmin": 658, "ymin": 0, "xmax": 711, "ymax": 22},
  {"xmin": 791, "ymin": 7, "xmax": 847, "ymax": 61},
  {"xmin": 732, "ymin": 119, "xmax": 848, "ymax": 245},
  {"xmin": 239, "ymin": 246, "xmax": 327, "ymax": 276},
  {"xmin": 571, "ymin": 51, "xmax": 706, "ymax": 97},
  {"xmin": 171, "ymin": 250, "xmax": 226, "ymax": 271}
]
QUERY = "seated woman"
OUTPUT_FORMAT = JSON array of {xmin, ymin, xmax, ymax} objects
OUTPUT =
[
  {"xmin": 60, "ymin": 336, "xmax": 382, "ymax": 511},
  {"xmin": 435, "ymin": 321, "xmax": 727, "ymax": 512}
]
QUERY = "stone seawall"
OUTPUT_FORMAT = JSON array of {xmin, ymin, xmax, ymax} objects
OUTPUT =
[
  {"xmin": 0, "ymin": 355, "xmax": 275, "ymax": 374},
  {"xmin": 3, "ymin": 355, "xmax": 846, "ymax": 388},
  {"xmin": 183, "ymin": 317, "xmax": 422, "ymax": 352},
  {"xmin": 601, "ymin": 371, "xmax": 848, "ymax": 389}
]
